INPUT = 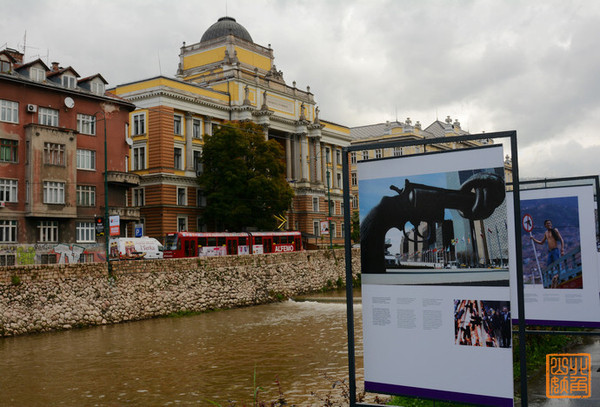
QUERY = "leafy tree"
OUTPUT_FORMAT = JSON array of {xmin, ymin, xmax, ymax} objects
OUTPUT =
[
  {"xmin": 199, "ymin": 121, "xmax": 294, "ymax": 231},
  {"xmin": 351, "ymin": 211, "xmax": 360, "ymax": 243}
]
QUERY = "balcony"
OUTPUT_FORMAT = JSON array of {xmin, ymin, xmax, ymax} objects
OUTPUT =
[
  {"xmin": 106, "ymin": 171, "xmax": 140, "ymax": 187},
  {"xmin": 108, "ymin": 206, "xmax": 140, "ymax": 220}
]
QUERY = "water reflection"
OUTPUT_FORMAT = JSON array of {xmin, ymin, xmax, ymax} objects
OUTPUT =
[{"xmin": 0, "ymin": 291, "xmax": 363, "ymax": 406}]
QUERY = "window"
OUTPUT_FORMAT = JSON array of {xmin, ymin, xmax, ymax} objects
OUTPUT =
[
  {"xmin": 336, "ymin": 149, "xmax": 342, "ymax": 164},
  {"xmin": 43, "ymin": 181, "xmax": 65, "ymax": 204},
  {"xmin": 342, "ymin": 222, "xmax": 345, "ymax": 237},
  {"xmin": 62, "ymin": 75, "xmax": 77, "ymax": 88},
  {"xmin": 340, "ymin": 201, "xmax": 344, "ymax": 216},
  {"xmin": 174, "ymin": 147, "xmax": 183, "ymax": 170},
  {"xmin": 313, "ymin": 221, "xmax": 320, "ymax": 237},
  {"xmin": 132, "ymin": 188, "xmax": 144, "ymax": 206},
  {"xmin": 193, "ymin": 150, "xmax": 202, "ymax": 175},
  {"xmin": 177, "ymin": 187, "xmax": 186, "ymax": 206},
  {"xmin": 0, "ymin": 60, "xmax": 11, "ymax": 73},
  {"xmin": 0, "ymin": 139, "xmax": 18, "ymax": 162},
  {"xmin": 0, "ymin": 179, "xmax": 18, "ymax": 202},
  {"xmin": 375, "ymin": 149, "xmax": 382, "ymax": 159},
  {"xmin": 79, "ymin": 253, "xmax": 95, "ymax": 263},
  {"xmin": 325, "ymin": 147, "xmax": 331, "ymax": 164},
  {"xmin": 76, "ymin": 222, "xmax": 95, "ymax": 242},
  {"xmin": 77, "ymin": 149, "xmax": 96, "ymax": 170},
  {"xmin": 44, "ymin": 143, "xmax": 65, "ymax": 165},
  {"xmin": 41, "ymin": 253, "xmax": 57, "ymax": 264},
  {"xmin": 351, "ymin": 172, "xmax": 357, "ymax": 186},
  {"xmin": 77, "ymin": 114, "xmax": 96, "ymax": 135},
  {"xmin": 38, "ymin": 220, "xmax": 58, "ymax": 242},
  {"xmin": 76, "ymin": 185, "xmax": 96, "ymax": 206},
  {"xmin": 0, "ymin": 254, "xmax": 16, "ymax": 266},
  {"xmin": 39, "ymin": 107, "xmax": 59, "ymax": 126},
  {"xmin": 132, "ymin": 112, "xmax": 146, "ymax": 135},
  {"xmin": 174, "ymin": 115, "xmax": 183, "ymax": 135},
  {"xmin": 177, "ymin": 216, "xmax": 187, "ymax": 232},
  {"xmin": 350, "ymin": 152, "xmax": 357, "ymax": 164},
  {"xmin": 91, "ymin": 81, "xmax": 105, "ymax": 95},
  {"xmin": 312, "ymin": 196, "xmax": 319, "ymax": 212},
  {"xmin": 361, "ymin": 150, "xmax": 369, "ymax": 160},
  {"xmin": 0, "ymin": 100, "xmax": 18, "ymax": 123},
  {"xmin": 197, "ymin": 189, "xmax": 206, "ymax": 207},
  {"xmin": 30, "ymin": 67, "xmax": 45, "ymax": 82},
  {"xmin": 193, "ymin": 119, "xmax": 202, "ymax": 139},
  {"xmin": 331, "ymin": 222, "xmax": 336, "ymax": 238},
  {"xmin": 336, "ymin": 173, "xmax": 342, "ymax": 188},
  {"xmin": 132, "ymin": 146, "xmax": 146, "ymax": 170},
  {"xmin": 394, "ymin": 147, "xmax": 403, "ymax": 156},
  {"xmin": 352, "ymin": 195, "xmax": 358, "ymax": 209},
  {"xmin": 0, "ymin": 220, "xmax": 17, "ymax": 242}
]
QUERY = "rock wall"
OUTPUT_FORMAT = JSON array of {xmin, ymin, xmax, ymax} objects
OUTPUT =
[{"xmin": 0, "ymin": 249, "xmax": 359, "ymax": 337}]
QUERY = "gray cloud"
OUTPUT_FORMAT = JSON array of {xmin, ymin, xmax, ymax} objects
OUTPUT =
[{"xmin": 3, "ymin": 0, "xmax": 600, "ymax": 178}]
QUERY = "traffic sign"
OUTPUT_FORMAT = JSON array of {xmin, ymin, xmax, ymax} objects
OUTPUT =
[{"xmin": 522, "ymin": 213, "xmax": 534, "ymax": 233}]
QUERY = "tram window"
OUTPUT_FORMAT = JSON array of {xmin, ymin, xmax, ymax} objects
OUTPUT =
[
  {"xmin": 239, "ymin": 237, "xmax": 247, "ymax": 245},
  {"xmin": 217, "ymin": 237, "xmax": 226, "ymax": 246},
  {"xmin": 207, "ymin": 237, "xmax": 217, "ymax": 246},
  {"xmin": 273, "ymin": 236, "xmax": 280, "ymax": 244},
  {"xmin": 254, "ymin": 237, "xmax": 262, "ymax": 244},
  {"xmin": 198, "ymin": 237, "xmax": 207, "ymax": 246}
]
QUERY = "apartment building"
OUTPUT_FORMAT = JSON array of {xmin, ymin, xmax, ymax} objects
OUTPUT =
[{"xmin": 0, "ymin": 48, "xmax": 137, "ymax": 265}]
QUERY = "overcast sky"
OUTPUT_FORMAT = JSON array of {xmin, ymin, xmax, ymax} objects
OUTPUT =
[{"xmin": 4, "ymin": 0, "xmax": 600, "ymax": 179}]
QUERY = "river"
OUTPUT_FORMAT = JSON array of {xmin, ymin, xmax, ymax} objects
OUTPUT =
[{"xmin": 0, "ymin": 289, "xmax": 363, "ymax": 406}]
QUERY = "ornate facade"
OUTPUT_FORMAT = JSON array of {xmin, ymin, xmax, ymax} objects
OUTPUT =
[{"xmin": 112, "ymin": 17, "xmax": 352, "ymax": 246}]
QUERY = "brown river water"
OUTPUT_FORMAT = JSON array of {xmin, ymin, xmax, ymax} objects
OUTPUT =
[{"xmin": 0, "ymin": 290, "xmax": 363, "ymax": 406}]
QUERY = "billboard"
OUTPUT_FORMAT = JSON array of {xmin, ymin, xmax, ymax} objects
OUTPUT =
[
  {"xmin": 358, "ymin": 145, "xmax": 513, "ymax": 406},
  {"xmin": 508, "ymin": 185, "xmax": 600, "ymax": 327}
]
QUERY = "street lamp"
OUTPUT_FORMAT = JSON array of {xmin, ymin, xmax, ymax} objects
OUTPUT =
[
  {"xmin": 95, "ymin": 110, "xmax": 112, "ymax": 276},
  {"xmin": 326, "ymin": 158, "xmax": 333, "ymax": 251}
]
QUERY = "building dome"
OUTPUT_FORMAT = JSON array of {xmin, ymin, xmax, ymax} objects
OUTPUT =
[{"xmin": 200, "ymin": 17, "xmax": 253, "ymax": 43}]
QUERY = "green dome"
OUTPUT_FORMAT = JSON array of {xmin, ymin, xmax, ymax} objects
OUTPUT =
[{"xmin": 201, "ymin": 17, "xmax": 253, "ymax": 43}]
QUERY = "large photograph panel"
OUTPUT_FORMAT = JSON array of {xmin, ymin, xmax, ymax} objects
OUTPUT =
[
  {"xmin": 359, "ymin": 146, "xmax": 513, "ymax": 406},
  {"xmin": 508, "ymin": 185, "xmax": 600, "ymax": 327}
]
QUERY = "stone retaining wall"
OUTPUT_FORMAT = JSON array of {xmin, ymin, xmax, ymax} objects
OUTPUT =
[{"xmin": 0, "ymin": 249, "xmax": 359, "ymax": 337}]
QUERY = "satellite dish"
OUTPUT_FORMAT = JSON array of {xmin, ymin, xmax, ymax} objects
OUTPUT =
[
  {"xmin": 64, "ymin": 97, "xmax": 75, "ymax": 109},
  {"xmin": 125, "ymin": 138, "xmax": 133, "ymax": 146}
]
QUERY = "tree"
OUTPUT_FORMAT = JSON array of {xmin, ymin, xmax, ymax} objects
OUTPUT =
[
  {"xmin": 198, "ymin": 121, "xmax": 294, "ymax": 231},
  {"xmin": 351, "ymin": 211, "xmax": 360, "ymax": 243}
]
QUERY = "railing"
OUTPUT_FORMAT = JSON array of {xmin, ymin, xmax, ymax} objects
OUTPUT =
[{"xmin": 543, "ymin": 246, "xmax": 582, "ymax": 288}]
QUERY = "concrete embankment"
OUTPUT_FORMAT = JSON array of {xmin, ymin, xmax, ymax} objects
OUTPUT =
[{"xmin": 0, "ymin": 249, "xmax": 359, "ymax": 337}]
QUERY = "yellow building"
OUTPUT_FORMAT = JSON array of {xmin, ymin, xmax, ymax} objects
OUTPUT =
[{"xmin": 111, "ymin": 17, "xmax": 351, "ymax": 246}]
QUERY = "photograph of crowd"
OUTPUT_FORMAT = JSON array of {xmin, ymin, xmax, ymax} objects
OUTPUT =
[{"xmin": 454, "ymin": 299, "xmax": 511, "ymax": 348}]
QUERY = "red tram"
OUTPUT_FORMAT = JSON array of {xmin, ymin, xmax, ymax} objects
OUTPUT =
[{"xmin": 162, "ymin": 231, "xmax": 303, "ymax": 258}]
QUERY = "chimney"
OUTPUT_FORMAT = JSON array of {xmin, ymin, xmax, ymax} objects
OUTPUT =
[{"xmin": 51, "ymin": 62, "xmax": 60, "ymax": 71}]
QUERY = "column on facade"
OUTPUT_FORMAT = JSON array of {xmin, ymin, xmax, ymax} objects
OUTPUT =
[
  {"xmin": 300, "ymin": 133, "xmax": 308, "ymax": 181},
  {"xmin": 185, "ymin": 112, "xmax": 194, "ymax": 171},
  {"xmin": 204, "ymin": 116, "xmax": 212, "ymax": 136},
  {"xmin": 315, "ymin": 138, "xmax": 322, "ymax": 183},
  {"xmin": 321, "ymin": 143, "xmax": 327, "ymax": 185},
  {"xmin": 285, "ymin": 134, "xmax": 292, "ymax": 180}
]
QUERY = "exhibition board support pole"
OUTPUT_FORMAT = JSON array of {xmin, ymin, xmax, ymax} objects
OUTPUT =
[
  {"xmin": 510, "ymin": 133, "xmax": 529, "ymax": 406},
  {"xmin": 342, "ymin": 148, "xmax": 358, "ymax": 406}
]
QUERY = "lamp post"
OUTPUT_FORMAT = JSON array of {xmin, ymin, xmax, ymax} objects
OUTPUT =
[
  {"xmin": 326, "ymin": 160, "xmax": 333, "ymax": 251},
  {"xmin": 95, "ymin": 110, "xmax": 111, "ymax": 275}
]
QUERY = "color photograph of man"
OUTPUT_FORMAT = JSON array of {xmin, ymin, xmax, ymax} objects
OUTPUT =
[{"xmin": 520, "ymin": 196, "xmax": 582, "ymax": 289}]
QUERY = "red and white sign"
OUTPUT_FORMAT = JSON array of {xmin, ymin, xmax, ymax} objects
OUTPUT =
[
  {"xmin": 522, "ymin": 213, "xmax": 533, "ymax": 233},
  {"xmin": 274, "ymin": 244, "xmax": 294, "ymax": 253},
  {"xmin": 109, "ymin": 215, "xmax": 120, "ymax": 236}
]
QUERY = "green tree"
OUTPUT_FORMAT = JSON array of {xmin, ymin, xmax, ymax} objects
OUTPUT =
[
  {"xmin": 351, "ymin": 211, "xmax": 360, "ymax": 243},
  {"xmin": 199, "ymin": 121, "xmax": 294, "ymax": 231}
]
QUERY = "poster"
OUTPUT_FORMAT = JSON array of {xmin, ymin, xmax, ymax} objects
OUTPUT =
[
  {"xmin": 508, "ymin": 185, "xmax": 600, "ymax": 327},
  {"xmin": 359, "ymin": 145, "xmax": 513, "ymax": 406}
]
